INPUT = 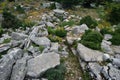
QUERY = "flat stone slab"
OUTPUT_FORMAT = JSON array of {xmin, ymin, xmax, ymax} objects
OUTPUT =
[
  {"xmin": 27, "ymin": 52, "xmax": 60, "ymax": 78},
  {"xmin": 77, "ymin": 43, "xmax": 103, "ymax": 62}
]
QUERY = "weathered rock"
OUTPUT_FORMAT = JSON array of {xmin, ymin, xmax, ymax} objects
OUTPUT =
[
  {"xmin": 53, "ymin": 9, "xmax": 65, "ymax": 18},
  {"xmin": 103, "ymin": 54, "xmax": 110, "ymax": 61},
  {"xmin": 46, "ymin": 22, "xmax": 55, "ymax": 28},
  {"xmin": 88, "ymin": 63, "xmax": 102, "ymax": 80},
  {"xmin": 101, "ymin": 66, "xmax": 111, "ymax": 80},
  {"xmin": 66, "ymin": 37, "xmax": 74, "ymax": 45},
  {"xmin": 111, "ymin": 45, "xmax": 120, "ymax": 54},
  {"xmin": 104, "ymin": 34, "xmax": 112, "ymax": 40},
  {"xmin": 0, "ymin": 44, "xmax": 10, "ymax": 53},
  {"xmin": 30, "ymin": 37, "xmax": 50, "ymax": 48},
  {"xmin": 11, "ymin": 32, "xmax": 28, "ymax": 40},
  {"xmin": 27, "ymin": 52, "xmax": 60, "ymax": 78},
  {"xmin": 0, "ymin": 34, "xmax": 11, "ymax": 44},
  {"xmin": 10, "ymin": 58, "xmax": 27, "ymax": 80},
  {"xmin": 50, "ymin": 43, "xmax": 59, "ymax": 52},
  {"xmin": 112, "ymin": 58, "xmax": 120, "ymax": 67},
  {"xmin": 77, "ymin": 43, "xmax": 103, "ymax": 62},
  {"xmin": 72, "ymin": 24, "xmax": 89, "ymax": 34},
  {"xmin": 53, "ymin": 9, "xmax": 65, "ymax": 15},
  {"xmin": 28, "ymin": 46, "xmax": 40, "ymax": 54},
  {"xmin": 101, "ymin": 40, "xmax": 113, "ymax": 54},
  {"xmin": 11, "ymin": 40, "xmax": 22, "ymax": 47},
  {"xmin": 109, "ymin": 66, "xmax": 120, "ymax": 80},
  {"xmin": 0, "ymin": 48, "xmax": 23, "ymax": 80}
]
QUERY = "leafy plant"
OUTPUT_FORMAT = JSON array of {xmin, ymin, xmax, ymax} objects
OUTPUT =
[
  {"xmin": 80, "ymin": 16, "xmax": 98, "ymax": 29},
  {"xmin": 80, "ymin": 30, "xmax": 103, "ymax": 50},
  {"xmin": 42, "ymin": 64, "xmax": 66, "ymax": 80}
]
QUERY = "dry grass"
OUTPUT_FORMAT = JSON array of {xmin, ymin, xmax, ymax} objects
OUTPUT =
[
  {"xmin": 67, "ymin": 8, "xmax": 99, "ymax": 19},
  {"xmin": 64, "ymin": 52, "xmax": 82, "ymax": 80}
]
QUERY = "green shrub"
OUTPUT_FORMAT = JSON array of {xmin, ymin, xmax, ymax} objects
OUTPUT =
[
  {"xmin": 2, "ymin": 7, "xmax": 22, "ymax": 29},
  {"xmin": 105, "ymin": 3, "xmax": 120, "ymax": 25},
  {"xmin": 80, "ymin": 16, "xmax": 98, "ymax": 29},
  {"xmin": 42, "ymin": 64, "xmax": 66, "ymax": 80},
  {"xmin": 0, "ymin": 26, "xmax": 3, "ymax": 37},
  {"xmin": 47, "ymin": 27, "xmax": 55, "ymax": 35},
  {"xmin": 109, "ymin": 24, "xmax": 120, "ymax": 45},
  {"xmin": 55, "ymin": 27, "xmax": 67, "ymax": 37},
  {"xmin": 80, "ymin": 30, "xmax": 103, "ymax": 50},
  {"xmin": 100, "ymin": 27, "xmax": 113, "ymax": 35},
  {"xmin": 15, "ymin": 5, "xmax": 25, "ymax": 13},
  {"xmin": 60, "ymin": 20, "xmax": 75, "ymax": 27},
  {"xmin": 109, "ymin": 34, "xmax": 120, "ymax": 45}
]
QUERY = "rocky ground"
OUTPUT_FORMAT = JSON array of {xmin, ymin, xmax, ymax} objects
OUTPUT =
[{"xmin": 0, "ymin": 1, "xmax": 120, "ymax": 80}]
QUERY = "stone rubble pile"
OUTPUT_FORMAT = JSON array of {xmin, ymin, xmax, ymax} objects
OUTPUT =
[{"xmin": 0, "ymin": 4, "xmax": 120, "ymax": 80}]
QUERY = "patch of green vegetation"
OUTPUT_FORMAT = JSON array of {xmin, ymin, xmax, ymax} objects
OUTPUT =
[
  {"xmin": 100, "ymin": 27, "xmax": 113, "ymax": 35},
  {"xmin": 49, "ymin": 3, "xmax": 56, "ymax": 10},
  {"xmin": 0, "ymin": 26, "xmax": 3, "ymax": 37},
  {"xmin": 39, "ymin": 45, "xmax": 45, "ymax": 52},
  {"xmin": 47, "ymin": 27, "xmax": 55, "ymax": 35},
  {"xmin": 80, "ymin": 30, "xmax": 103, "ymax": 50},
  {"xmin": 3, "ymin": 38, "xmax": 11, "ymax": 43},
  {"xmin": 80, "ymin": 16, "xmax": 98, "ymax": 29},
  {"xmin": 60, "ymin": 20, "xmax": 75, "ymax": 27},
  {"xmin": 105, "ymin": 3, "xmax": 120, "ymax": 25},
  {"xmin": 2, "ymin": 7, "xmax": 22, "ymax": 29},
  {"xmin": 82, "ymin": 70, "xmax": 92, "ymax": 80},
  {"xmin": 42, "ymin": 64, "xmax": 66, "ymax": 80},
  {"xmin": 55, "ymin": 27, "xmax": 67, "ymax": 37},
  {"xmin": 47, "ymin": 27, "xmax": 67, "ymax": 38},
  {"xmin": 109, "ymin": 24, "xmax": 120, "ymax": 45},
  {"xmin": 48, "ymin": 35, "xmax": 62, "ymax": 43},
  {"xmin": 32, "ymin": 43, "xmax": 38, "ymax": 47},
  {"xmin": 15, "ymin": 5, "xmax": 25, "ymax": 13}
]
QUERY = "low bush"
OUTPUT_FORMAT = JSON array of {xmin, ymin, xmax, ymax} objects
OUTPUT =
[
  {"xmin": 105, "ymin": 3, "xmax": 120, "ymax": 25},
  {"xmin": 0, "ymin": 26, "xmax": 3, "ymax": 37},
  {"xmin": 109, "ymin": 24, "xmax": 120, "ymax": 45},
  {"xmin": 15, "ymin": 5, "xmax": 25, "ymax": 13},
  {"xmin": 47, "ymin": 27, "xmax": 55, "ymax": 35},
  {"xmin": 55, "ymin": 27, "xmax": 67, "ymax": 37},
  {"xmin": 80, "ymin": 16, "xmax": 98, "ymax": 29},
  {"xmin": 2, "ymin": 7, "xmax": 22, "ymax": 29},
  {"xmin": 42, "ymin": 64, "xmax": 66, "ymax": 80},
  {"xmin": 100, "ymin": 27, "xmax": 113, "ymax": 35},
  {"xmin": 47, "ymin": 27, "xmax": 67, "ymax": 37},
  {"xmin": 80, "ymin": 30, "xmax": 103, "ymax": 50}
]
